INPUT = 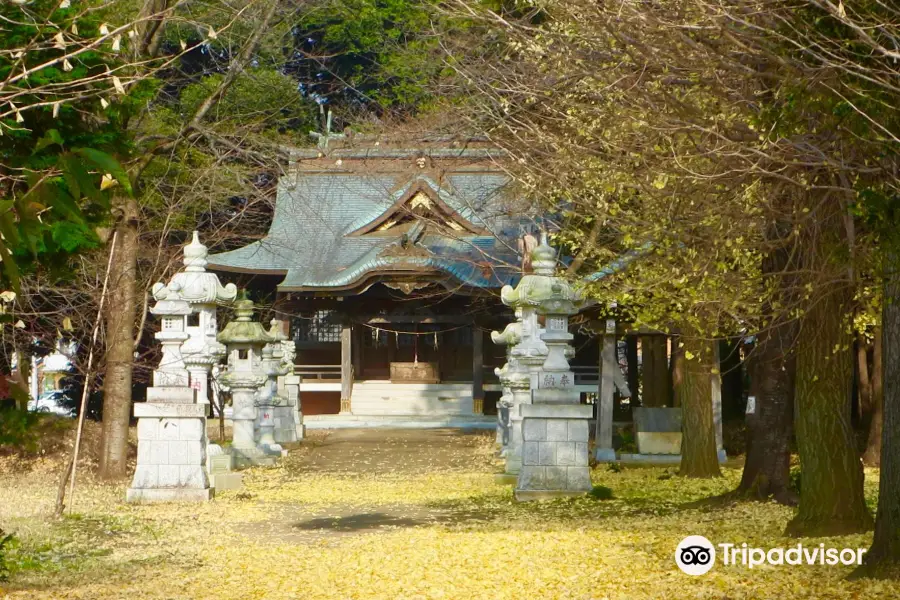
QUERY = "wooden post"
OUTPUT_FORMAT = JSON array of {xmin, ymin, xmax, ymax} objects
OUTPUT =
[
  {"xmin": 711, "ymin": 341, "xmax": 725, "ymax": 462},
  {"xmin": 472, "ymin": 325, "xmax": 484, "ymax": 414},
  {"xmin": 626, "ymin": 335, "xmax": 639, "ymax": 407},
  {"xmin": 340, "ymin": 323, "xmax": 353, "ymax": 414},
  {"xmin": 352, "ymin": 325, "xmax": 363, "ymax": 380},
  {"xmin": 595, "ymin": 319, "xmax": 617, "ymax": 462}
]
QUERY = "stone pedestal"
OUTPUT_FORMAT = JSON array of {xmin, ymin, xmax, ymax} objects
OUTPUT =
[
  {"xmin": 208, "ymin": 445, "xmax": 242, "ymax": 491},
  {"xmin": 516, "ymin": 402, "xmax": 593, "ymax": 500},
  {"xmin": 127, "ymin": 400, "xmax": 213, "ymax": 503},
  {"xmin": 275, "ymin": 374, "xmax": 304, "ymax": 442}
]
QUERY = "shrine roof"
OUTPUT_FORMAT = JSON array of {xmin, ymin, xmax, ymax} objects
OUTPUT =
[{"xmin": 208, "ymin": 146, "xmax": 529, "ymax": 294}]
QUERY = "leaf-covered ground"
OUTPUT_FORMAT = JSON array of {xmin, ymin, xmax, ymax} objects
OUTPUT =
[{"xmin": 0, "ymin": 428, "xmax": 894, "ymax": 599}]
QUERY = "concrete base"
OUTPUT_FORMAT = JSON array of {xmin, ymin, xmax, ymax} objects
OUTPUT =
[
  {"xmin": 231, "ymin": 446, "xmax": 278, "ymax": 468},
  {"xmin": 212, "ymin": 473, "xmax": 243, "ymax": 491},
  {"xmin": 494, "ymin": 473, "xmax": 518, "ymax": 485},
  {"xmin": 616, "ymin": 451, "xmax": 728, "ymax": 465},
  {"xmin": 593, "ymin": 447, "xmax": 617, "ymax": 462},
  {"xmin": 126, "ymin": 488, "xmax": 213, "ymax": 503},
  {"xmin": 514, "ymin": 489, "xmax": 587, "ymax": 501}
]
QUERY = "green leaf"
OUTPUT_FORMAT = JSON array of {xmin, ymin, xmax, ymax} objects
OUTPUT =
[
  {"xmin": 34, "ymin": 129, "xmax": 65, "ymax": 153},
  {"xmin": 73, "ymin": 148, "xmax": 132, "ymax": 196}
]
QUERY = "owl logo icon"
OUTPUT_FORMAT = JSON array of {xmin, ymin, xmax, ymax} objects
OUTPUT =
[{"xmin": 675, "ymin": 536, "xmax": 716, "ymax": 575}]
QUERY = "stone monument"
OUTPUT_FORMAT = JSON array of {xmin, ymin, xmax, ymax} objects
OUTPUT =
[
  {"xmin": 127, "ymin": 295, "xmax": 212, "ymax": 502},
  {"xmin": 152, "ymin": 231, "xmax": 237, "ymax": 409},
  {"xmin": 512, "ymin": 235, "xmax": 593, "ymax": 500},
  {"xmin": 218, "ymin": 296, "xmax": 275, "ymax": 468}
]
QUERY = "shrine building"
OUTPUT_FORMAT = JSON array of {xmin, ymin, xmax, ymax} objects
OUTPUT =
[{"xmin": 208, "ymin": 138, "xmax": 602, "ymax": 425}]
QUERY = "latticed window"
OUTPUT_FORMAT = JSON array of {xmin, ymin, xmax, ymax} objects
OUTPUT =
[{"xmin": 293, "ymin": 311, "xmax": 342, "ymax": 343}]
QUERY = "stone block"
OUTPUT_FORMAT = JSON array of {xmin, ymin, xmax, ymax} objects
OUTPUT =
[
  {"xmin": 131, "ymin": 465, "xmax": 158, "ymax": 488},
  {"xmin": 208, "ymin": 453, "xmax": 232, "ymax": 474},
  {"xmin": 567, "ymin": 419, "xmax": 589, "ymax": 442},
  {"xmin": 159, "ymin": 420, "xmax": 181, "ymax": 441},
  {"xmin": 168, "ymin": 441, "xmax": 188, "ymax": 465},
  {"xmin": 146, "ymin": 387, "xmax": 196, "ymax": 404},
  {"xmin": 520, "ymin": 404, "xmax": 593, "ymax": 419},
  {"xmin": 137, "ymin": 442, "xmax": 151, "ymax": 465},
  {"xmin": 158, "ymin": 465, "xmax": 180, "ymax": 487},
  {"xmin": 178, "ymin": 419, "xmax": 204, "ymax": 441},
  {"xmin": 538, "ymin": 442, "xmax": 557, "ymax": 466},
  {"xmin": 522, "ymin": 441, "xmax": 540, "ymax": 466},
  {"xmin": 149, "ymin": 440, "xmax": 169, "ymax": 465},
  {"xmin": 134, "ymin": 403, "xmax": 207, "ymax": 418},
  {"xmin": 546, "ymin": 420, "xmax": 568, "ymax": 442},
  {"xmin": 633, "ymin": 407, "xmax": 682, "ymax": 433},
  {"xmin": 557, "ymin": 442, "xmax": 576, "ymax": 466},
  {"xmin": 517, "ymin": 466, "xmax": 546, "ymax": 490},
  {"xmin": 636, "ymin": 431, "xmax": 682, "ymax": 455},
  {"xmin": 126, "ymin": 488, "xmax": 212, "ymax": 503},
  {"xmin": 152, "ymin": 371, "xmax": 189, "ymax": 388},
  {"xmin": 137, "ymin": 419, "xmax": 159, "ymax": 441},
  {"xmin": 545, "ymin": 465, "xmax": 568, "ymax": 489},
  {"xmin": 566, "ymin": 467, "xmax": 592, "ymax": 492},
  {"xmin": 212, "ymin": 472, "xmax": 242, "ymax": 491},
  {"xmin": 522, "ymin": 419, "xmax": 546, "ymax": 442},
  {"xmin": 575, "ymin": 442, "xmax": 589, "ymax": 465},
  {"xmin": 186, "ymin": 441, "xmax": 206, "ymax": 466},
  {"xmin": 179, "ymin": 465, "xmax": 208, "ymax": 488}
]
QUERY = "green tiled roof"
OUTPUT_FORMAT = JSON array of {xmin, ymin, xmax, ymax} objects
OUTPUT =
[{"xmin": 208, "ymin": 170, "xmax": 526, "ymax": 292}]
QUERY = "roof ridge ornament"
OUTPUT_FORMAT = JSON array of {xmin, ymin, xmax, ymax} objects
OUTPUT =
[
  {"xmin": 531, "ymin": 232, "xmax": 557, "ymax": 275},
  {"xmin": 152, "ymin": 231, "xmax": 238, "ymax": 304},
  {"xmin": 183, "ymin": 231, "xmax": 208, "ymax": 272}
]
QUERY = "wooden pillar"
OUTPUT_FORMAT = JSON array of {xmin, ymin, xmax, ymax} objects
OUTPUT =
[
  {"xmin": 352, "ymin": 325, "xmax": 363, "ymax": 381},
  {"xmin": 472, "ymin": 325, "xmax": 484, "ymax": 414},
  {"xmin": 642, "ymin": 335, "xmax": 671, "ymax": 407},
  {"xmin": 625, "ymin": 335, "xmax": 639, "ymax": 407},
  {"xmin": 340, "ymin": 324, "xmax": 353, "ymax": 414},
  {"xmin": 595, "ymin": 319, "xmax": 617, "ymax": 461}
]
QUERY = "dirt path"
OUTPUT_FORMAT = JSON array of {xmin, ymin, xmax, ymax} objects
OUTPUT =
[
  {"xmin": 232, "ymin": 428, "xmax": 499, "ymax": 544},
  {"xmin": 294, "ymin": 428, "xmax": 495, "ymax": 475}
]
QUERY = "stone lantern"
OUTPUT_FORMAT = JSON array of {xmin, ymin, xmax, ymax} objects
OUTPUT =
[
  {"xmin": 217, "ymin": 296, "xmax": 274, "ymax": 467},
  {"xmin": 254, "ymin": 327, "xmax": 291, "ymax": 455},
  {"xmin": 268, "ymin": 320, "xmax": 304, "ymax": 443},
  {"xmin": 490, "ymin": 317, "xmax": 522, "ymax": 456},
  {"xmin": 127, "ymin": 297, "xmax": 211, "ymax": 503},
  {"xmin": 152, "ymin": 231, "xmax": 237, "ymax": 409},
  {"xmin": 497, "ymin": 238, "xmax": 553, "ymax": 477},
  {"xmin": 514, "ymin": 235, "xmax": 592, "ymax": 500}
]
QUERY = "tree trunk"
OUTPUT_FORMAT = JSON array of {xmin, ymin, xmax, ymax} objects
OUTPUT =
[
  {"xmin": 642, "ymin": 336, "xmax": 670, "ymax": 407},
  {"xmin": 863, "ymin": 327, "xmax": 883, "ymax": 467},
  {"xmin": 671, "ymin": 341, "xmax": 683, "ymax": 407},
  {"xmin": 678, "ymin": 333, "xmax": 721, "ymax": 478},
  {"xmin": 786, "ymin": 286, "xmax": 873, "ymax": 536},
  {"xmin": 737, "ymin": 321, "xmax": 797, "ymax": 504},
  {"xmin": 856, "ymin": 333, "xmax": 872, "ymax": 421},
  {"xmin": 98, "ymin": 196, "xmax": 140, "ymax": 479},
  {"xmin": 863, "ymin": 254, "xmax": 900, "ymax": 571}
]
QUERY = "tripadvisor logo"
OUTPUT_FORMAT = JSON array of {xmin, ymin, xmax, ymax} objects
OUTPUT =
[
  {"xmin": 675, "ymin": 536, "xmax": 868, "ymax": 575},
  {"xmin": 675, "ymin": 535, "xmax": 716, "ymax": 575}
]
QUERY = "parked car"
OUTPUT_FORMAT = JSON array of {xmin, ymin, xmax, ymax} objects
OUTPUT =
[{"xmin": 27, "ymin": 390, "xmax": 76, "ymax": 418}]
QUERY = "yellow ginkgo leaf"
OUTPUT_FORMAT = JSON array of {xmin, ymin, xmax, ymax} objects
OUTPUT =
[
  {"xmin": 62, "ymin": 58, "xmax": 73, "ymax": 71},
  {"xmin": 0, "ymin": 291, "xmax": 16, "ymax": 303},
  {"xmin": 101, "ymin": 173, "xmax": 118, "ymax": 190},
  {"xmin": 99, "ymin": 23, "xmax": 109, "ymax": 35}
]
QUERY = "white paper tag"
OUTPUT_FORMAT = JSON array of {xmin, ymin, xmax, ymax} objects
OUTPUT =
[{"xmin": 746, "ymin": 395, "xmax": 756, "ymax": 414}]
